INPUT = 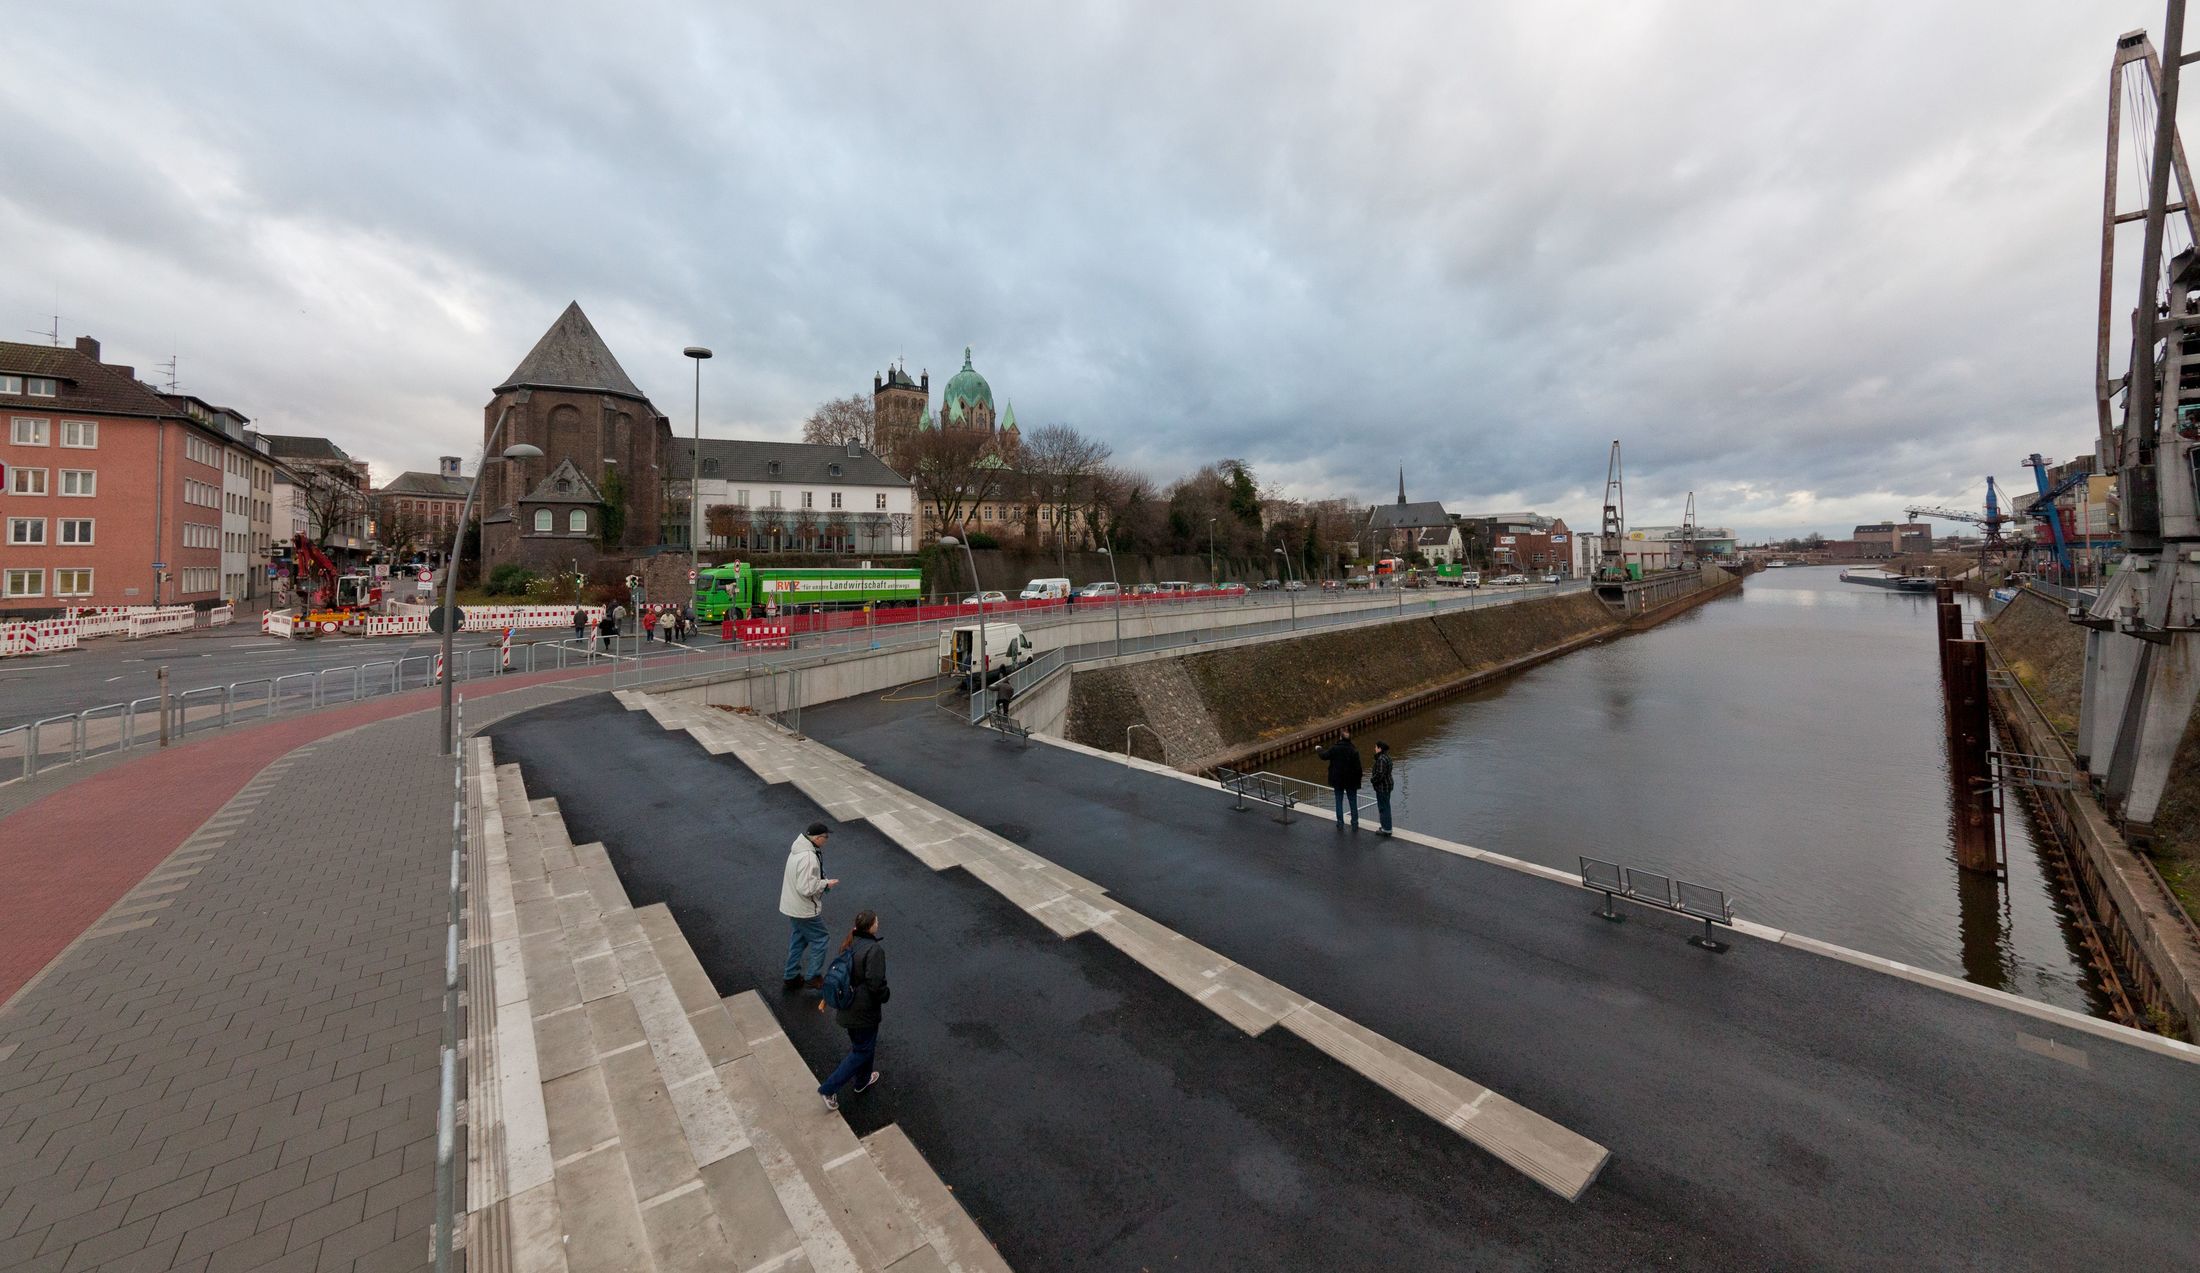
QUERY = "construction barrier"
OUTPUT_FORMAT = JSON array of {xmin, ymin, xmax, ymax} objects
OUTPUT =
[
  {"xmin": 261, "ymin": 603, "xmax": 605, "ymax": 640},
  {"xmin": 207, "ymin": 604, "xmax": 234, "ymax": 627},
  {"xmin": 0, "ymin": 618, "xmax": 82, "ymax": 657},
  {"xmin": 262, "ymin": 610, "xmax": 296, "ymax": 638},
  {"xmin": 126, "ymin": 609, "xmax": 197, "ymax": 639},
  {"xmin": 731, "ymin": 622, "xmax": 792, "ymax": 649}
]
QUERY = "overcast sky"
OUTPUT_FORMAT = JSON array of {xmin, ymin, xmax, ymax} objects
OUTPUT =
[{"xmin": 0, "ymin": 1, "xmax": 2168, "ymax": 539}]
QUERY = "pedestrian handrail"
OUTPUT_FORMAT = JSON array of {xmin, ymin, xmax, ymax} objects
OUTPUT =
[
  {"xmin": 1215, "ymin": 765, "xmax": 1304, "ymax": 823},
  {"xmin": 964, "ymin": 647, "xmax": 1067, "ymax": 725},
  {"xmin": 1580, "ymin": 855, "xmax": 1737, "ymax": 952}
]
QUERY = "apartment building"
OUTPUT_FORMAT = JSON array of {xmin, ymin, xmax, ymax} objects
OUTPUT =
[{"xmin": 1, "ymin": 336, "xmax": 279, "ymax": 615}]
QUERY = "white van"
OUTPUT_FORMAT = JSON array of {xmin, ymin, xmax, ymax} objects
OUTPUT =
[
  {"xmin": 1019, "ymin": 578, "xmax": 1071, "ymax": 600},
  {"xmin": 939, "ymin": 622, "xmax": 1032, "ymax": 688}
]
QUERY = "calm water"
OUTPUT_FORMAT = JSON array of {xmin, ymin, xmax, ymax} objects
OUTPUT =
[{"xmin": 1278, "ymin": 565, "xmax": 2105, "ymax": 1015}]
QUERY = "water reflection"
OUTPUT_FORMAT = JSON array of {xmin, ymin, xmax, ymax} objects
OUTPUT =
[{"xmin": 1276, "ymin": 565, "xmax": 2106, "ymax": 1016}]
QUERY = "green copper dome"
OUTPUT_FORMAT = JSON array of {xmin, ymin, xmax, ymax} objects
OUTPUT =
[{"xmin": 940, "ymin": 346, "xmax": 993, "ymax": 417}]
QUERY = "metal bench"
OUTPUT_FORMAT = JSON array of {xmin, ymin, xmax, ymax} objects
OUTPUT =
[
  {"xmin": 1579, "ymin": 856, "xmax": 1737, "ymax": 953},
  {"xmin": 982, "ymin": 710, "xmax": 1031, "ymax": 746},
  {"xmin": 1214, "ymin": 766, "xmax": 1302, "ymax": 824}
]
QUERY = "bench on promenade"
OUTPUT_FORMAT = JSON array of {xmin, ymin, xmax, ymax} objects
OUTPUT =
[
  {"xmin": 1215, "ymin": 765, "xmax": 1303, "ymax": 824},
  {"xmin": 1580, "ymin": 857, "xmax": 1736, "ymax": 953},
  {"xmin": 982, "ymin": 709, "xmax": 1032, "ymax": 746}
]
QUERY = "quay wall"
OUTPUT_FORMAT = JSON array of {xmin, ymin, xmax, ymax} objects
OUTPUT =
[{"xmin": 1070, "ymin": 565, "xmax": 1739, "ymax": 772}]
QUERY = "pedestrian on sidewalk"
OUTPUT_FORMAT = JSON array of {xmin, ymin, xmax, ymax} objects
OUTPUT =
[
  {"xmin": 781, "ymin": 822, "xmax": 838, "ymax": 991},
  {"xmin": 596, "ymin": 610, "xmax": 613, "ymax": 652},
  {"xmin": 642, "ymin": 607, "xmax": 659, "ymax": 643},
  {"xmin": 1371, "ymin": 740, "xmax": 1395, "ymax": 837},
  {"xmin": 571, "ymin": 605, "xmax": 587, "ymax": 644},
  {"xmin": 1317, "ymin": 732, "xmax": 1363, "ymax": 830},
  {"xmin": 818, "ymin": 909, "xmax": 888, "ymax": 1111},
  {"xmin": 681, "ymin": 603, "xmax": 696, "ymax": 642}
]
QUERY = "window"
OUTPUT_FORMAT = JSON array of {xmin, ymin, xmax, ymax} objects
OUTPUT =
[
  {"xmin": 8, "ymin": 518, "xmax": 45, "ymax": 545},
  {"xmin": 801, "ymin": 491, "xmax": 814, "ymax": 509},
  {"xmin": 60, "ymin": 420, "xmax": 96, "ymax": 448},
  {"xmin": 59, "ymin": 519, "xmax": 92, "ymax": 545},
  {"xmin": 60, "ymin": 470, "xmax": 94, "ymax": 496},
  {"xmin": 9, "ymin": 467, "xmax": 46, "ymax": 495},
  {"xmin": 769, "ymin": 491, "xmax": 783, "ymax": 508},
  {"xmin": 0, "ymin": 375, "xmax": 18, "ymax": 395},
  {"xmin": 981, "ymin": 506, "xmax": 992, "ymax": 522},
  {"xmin": 568, "ymin": 509, "xmax": 587, "ymax": 533},
  {"xmin": 4, "ymin": 569, "xmax": 43, "ymax": 597},
  {"xmin": 53, "ymin": 569, "xmax": 91, "ymax": 597},
  {"xmin": 26, "ymin": 378, "xmax": 55, "ymax": 398},
  {"xmin": 533, "ymin": 509, "xmax": 552, "ymax": 532},
  {"xmin": 11, "ymin": 417, "xmax": 48, "ymax": 445},
  {"xmin": 829, "ymin": 492, "xmax": 843, "ymax": 510},
  {"xmin": 183, "ymin": 522, "xmax": 217, "ymax": 549},
  {"xmin": 180, "ymin": 567, "xmax": 217, "ymax": 594},
  {"xmin": 736, "ymin": 489, "xmax": 750, "ymax": 507},
  {"xmin": 183, "ymin": 479, "xmax": 218, "ymax": 507},
  {"xmin": 184, "ymin": 435, "xmax": 220, "ymax": 467},
  {"xmin": 875, "ymin": 494, "xmax": 888, "ymax": 510}
]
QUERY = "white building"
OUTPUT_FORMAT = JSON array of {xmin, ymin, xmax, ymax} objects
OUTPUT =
[
  {"xmin": 1415, "ymin": 525, "xmax": 1462, "ymax": 564},
  {"xmin": 666, "ymin": 438, "xmax": 916, "ymax": 556}
]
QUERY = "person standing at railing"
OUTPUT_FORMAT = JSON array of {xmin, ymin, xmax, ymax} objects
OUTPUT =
[
  {"xmin": 572, "ymin": 606, "xmax": 588, "ymax": 645},
  {"xmin": 1317, "ymin": 732, "xmax": 1363, "ymax": 831}
]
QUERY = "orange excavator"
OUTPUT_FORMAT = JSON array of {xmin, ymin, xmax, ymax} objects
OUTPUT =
[{"xmin": 290, "ymin": 532, "xmax": 382, "ymax": 636}]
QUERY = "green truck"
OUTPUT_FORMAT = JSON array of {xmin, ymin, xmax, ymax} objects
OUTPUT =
[{"xmin": 692, "ymin": 563, "xmax": 923, "ymax": 622}]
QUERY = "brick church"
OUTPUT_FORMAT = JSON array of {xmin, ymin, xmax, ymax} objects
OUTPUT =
[
  {"xmin": 479, "ymin": 303, "xmax": 672, "ymax": 575},
  {"xmin": 872, "ymin": 346, "xmax": 1019, "ymax": 471}
]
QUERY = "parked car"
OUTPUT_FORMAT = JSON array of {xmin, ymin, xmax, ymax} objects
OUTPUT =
[
  {"xmin": 1282, "ymin": 580, "xmax": 1309, "ymax": 592},
  {"xmin": 1156, "ymin": 580, "xmax": 1193, "ymax": 595},
  {"xmin": 1218, "ymin": 581, "xmax": 1249, "ymax": 594},
  {"xmin": 1316, "ymin": 580, "xmax": 1336, "ymax": 591},
  {"xmin": 961, "ymin": 591, "xmax": 1009, "ymax": 606},
  {"xmin": 1542, "ymin": 572, "xmax": 1564, "ymax": 584},
  {"xmin": 1077, "ymin": 581, "xmax": 1120, "ymax": 598},
  {"xmin": 1493, "ymin": 574, "xmax": 1530, "ymax": 586},
  {"xmin": 1131, "ymin": 583, "xmax": 1161, "ymax": 596},
  {"xmin": 1258, "ymin": 579, "xmax": 1283, "ymax": 591}
]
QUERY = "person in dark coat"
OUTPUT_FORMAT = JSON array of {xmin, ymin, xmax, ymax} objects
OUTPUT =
[
  {"xmin": 1370, "ymin": 740, "xmax": 1396, "ymax": 837},
  {"xmin": 1317, "ymin": 732, "xmax": 1363, "ymax": 830},
  {"xmin": 819, "ymin": 910, "xmax": 889, "ymax": 1111},
  {"xmin": 571, "ymin": 606, "xmax": 587, "ymax": 643}
]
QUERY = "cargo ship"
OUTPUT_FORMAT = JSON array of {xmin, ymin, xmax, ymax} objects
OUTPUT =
[{"xmin": 1838, "ymin": 568, "xmax": 1938, "ymax": 593}]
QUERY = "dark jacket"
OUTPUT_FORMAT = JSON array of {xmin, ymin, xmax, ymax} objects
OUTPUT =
[
  {"xmin": 1319, "ymin": 739, "xmax": 1363, "ymax": 790},
  {"xmin": 1371, "ymin": 752, "xmax": 1394, "ymax": 794},
  {"xmin": 836, "ymin": 935, "xmax": 890, "ymax": 1030}
]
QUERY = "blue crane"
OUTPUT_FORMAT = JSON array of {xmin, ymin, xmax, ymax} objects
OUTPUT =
[{"xmin": 2022, "ymin": 454, "xmax": 2090, "ymax": 579}]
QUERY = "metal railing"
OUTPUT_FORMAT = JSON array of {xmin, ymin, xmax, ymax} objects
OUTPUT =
[
  {"xmin": 965, "ymin": 648, "xmax": 1067, "ymax": 724},
  {"xmin": 434, "ymin": 696, "xmax": 467, "ymax": 1273},
  {"xmin": 0, "ymin": 635, "xmax": 622, "ymax": 785},
  {"xmin": 1213, "ymin": 764, "xmax": 1376, "ymax": 824}
]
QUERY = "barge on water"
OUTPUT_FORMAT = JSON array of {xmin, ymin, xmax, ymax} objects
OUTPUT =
[{"xmin": 1839, "ymin": 568, "xmax": 1939, "ymax": 593}]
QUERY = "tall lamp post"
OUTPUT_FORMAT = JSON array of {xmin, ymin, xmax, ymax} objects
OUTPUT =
[
  {"xmin": 1208, "ymin": 517, "xmax": 1218, "ymax": 585},
  {"xmin": 1100, "ymin": 537, "xmax": 1122, "ymax": 656},
  {"xmin": 1275, "ymin": 547, "xmax": 1296, "ymax": 630},
  {"xmin": 438, "ymin": 407, "xmax": 541, "ymax": 755},
  {"xmin": 938, "ymin": 535, "xmax": 985, "ymax": 690},
  {"xmin": 682, "ymin": 347, "xmax": 712, "ymax": 596}
]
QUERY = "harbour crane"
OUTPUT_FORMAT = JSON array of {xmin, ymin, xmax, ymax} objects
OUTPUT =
[
  {"xmin": 1905, "ymin": 476, "xmax": 2011, "ymax": 564},
  {"xmin": 1597, "ymin": 441, "xmax": 1627, "ymax": 580}
]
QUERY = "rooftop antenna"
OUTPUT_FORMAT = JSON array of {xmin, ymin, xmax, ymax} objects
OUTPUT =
[
  {"xmin": 1598, "ymin": 440, "xmax": 1626, "ymax": 579},
  {"xmin": 27, "ymin": 315, "xmax": 58, "ymax": 345},
  {"xmin": 157, "ymin": 355, "xmax": 180, "ymax": 394}
]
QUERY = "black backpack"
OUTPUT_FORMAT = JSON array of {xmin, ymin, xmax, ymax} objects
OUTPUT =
[{"xmin": 821, "ymin": 945, "xmax": 859, "ymax": 1011}]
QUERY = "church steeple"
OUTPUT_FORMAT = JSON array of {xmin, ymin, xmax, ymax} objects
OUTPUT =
[{"xmin": 1398, "ymin": 467, "xmax": 1407, "ymax": 506}]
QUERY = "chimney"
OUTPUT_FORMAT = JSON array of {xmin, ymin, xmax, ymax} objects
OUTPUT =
[
  {"xmin": 73, "ymin": 336, "xmax": 101, "ymax": 362},
  {"xmin": 847, "ymin": 438, "xmax": 860, "ymax": 457},
  {"xmin": 439, "ymin": 455, "xmax": 461, "ymax": 478}
]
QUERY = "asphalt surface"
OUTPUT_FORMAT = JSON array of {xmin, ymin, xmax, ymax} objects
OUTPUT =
[
  {"xmin": 794, "ymin": 689, "xmax": 2200, "ymax": 1272},
  {"xmin": 489, "ymin": 695, "xmax": 1751, "ymax": 1272}
]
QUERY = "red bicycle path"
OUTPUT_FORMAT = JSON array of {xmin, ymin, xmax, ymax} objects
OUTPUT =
[{"xmin": 0, "ymin": 663, "xmax": 610, "ymax": 1006}]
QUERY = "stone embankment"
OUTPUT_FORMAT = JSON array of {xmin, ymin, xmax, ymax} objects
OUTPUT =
[{"xmin": 1069, "ymin": 565, "xmax": 1737, "ymax": 772}]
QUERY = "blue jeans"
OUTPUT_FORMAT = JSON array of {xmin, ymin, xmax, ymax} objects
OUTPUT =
[
  {"xmin": 783, "ymin": 916, "xmax": 828, "ymax": 981},
  {"xmin": 819, "ymin": 1027, "xmax": 878, "ymax": 1096},
  {"xmin": 1375, "ymin": 787, "xmax": 1393, "ymax": 833},
  {"xmin": 1333, "ymin": 786, "xmax": 1358, "ymax": 828}
]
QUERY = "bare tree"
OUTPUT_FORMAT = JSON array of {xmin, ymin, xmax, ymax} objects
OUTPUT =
[
  {"xmin": 299, "ymin": 469, "xmax": 367, "ymax": 547},
  {"xmin": 371, "ymin": 500, "xmax": 430, "ymax": 562},
  {"xmin": 907, "ymin": 428, "xmax": 1004, "ymax": 537},
  {"xmin": 1018, "ymin": 423, "xmax": 1113, "ymax": 570},
  {"xmin": 800, "ymin": 394, "xmax": 877, "ymax": 450}
]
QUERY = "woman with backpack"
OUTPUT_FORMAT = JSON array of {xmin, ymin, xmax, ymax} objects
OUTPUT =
[{"xmin": 817, "ymin": 910, "xmax": 888, "ymax": 1112}]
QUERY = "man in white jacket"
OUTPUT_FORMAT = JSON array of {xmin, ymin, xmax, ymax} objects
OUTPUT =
[{"xmin": 781, "ymin": 822, "xmax": 838, "ymax": 992}]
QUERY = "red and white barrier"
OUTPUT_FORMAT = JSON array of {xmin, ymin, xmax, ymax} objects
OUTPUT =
[
  {"xmin": 262, "ymin": 610, "xmax": 296, "ymax": 637},
  {"xmin": 260, "ymin": 603, "xmax": 606, "ymax": 640},
  {"xmin": 0, "ymin": 618, "xmax": 82, "ymax": 657},
  {"xmin": 127, "ymin": 609, "xmax": 196, "ymax": 639},
  {"xmin": 734, "ymin": 622, "xmax": 792, "ymax": 649},
  {"xmin": 207, "ymin": 605, "xmax": 234, "ymax": 628}
]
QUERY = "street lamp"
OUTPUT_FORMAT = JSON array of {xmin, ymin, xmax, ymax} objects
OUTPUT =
[
  {"xmin": 938, "ymin": 535, "xmax": 985, "ymax": 692},
  {"xmin": 683, "ymin": 347, "xmax": 712, "ymax": 597},
  {"xmin": 438, "ymin": 408, "xmax": 542, "ymax": 755},
  {"xmin": 1208, "ymin": 517, "xmax": 1218, "ymax": 585},
  {"xmin": 1275, "ymin": 547, "xmax": 1297, "ymax": 630},
  {"xmin": 1100, "ymin": 537, "xmax": 1123, "ymax": 656}
]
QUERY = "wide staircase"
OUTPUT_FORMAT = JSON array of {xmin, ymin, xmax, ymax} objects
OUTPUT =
[{"xmin": 464, "ymin": 738, "xmax": 1009, "ymax": 1273}]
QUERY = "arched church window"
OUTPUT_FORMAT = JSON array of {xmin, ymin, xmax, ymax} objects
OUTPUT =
[
  {"xmin": 568, "ymin": 510, "xmax": 587, "ymax": 534},
  {"xmin": 533, "ymin": 509, "xmax": 552, "ymax": 533}
]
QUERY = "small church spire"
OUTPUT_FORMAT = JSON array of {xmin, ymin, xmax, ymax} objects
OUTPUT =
[{"xmin": 1398, "ymin": 467, "xmax": 1407, "ymax": 506}]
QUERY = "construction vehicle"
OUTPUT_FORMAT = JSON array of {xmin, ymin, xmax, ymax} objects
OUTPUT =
[{"xmin": 289, "ymin": 532, "xmax": 383, "ymax": 636}]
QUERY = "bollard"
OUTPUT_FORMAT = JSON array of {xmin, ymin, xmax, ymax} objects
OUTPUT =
[
  {"xmin": 1943, "ymin": 638, "xmax": 1999, "ymax": 874},
  {"xmin": 157, "ymin": 666, "xmax": 171, "ymax": 748}
]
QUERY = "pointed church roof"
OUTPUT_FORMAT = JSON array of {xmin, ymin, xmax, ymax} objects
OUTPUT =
[
  {"xmin": 497, "ymin": 302, "xmax": 648, "ymax": 400},
  {"xmin": 1001, "ymin": 400, "xmax": 1018, "ymax": 431},
  {"xmin": 521, "ymin": 457, "xmax": 605, "ymax": 505}
]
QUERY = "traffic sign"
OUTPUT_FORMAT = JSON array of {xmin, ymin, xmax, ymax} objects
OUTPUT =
[
  {"xmin": 151, "ymin": 561, "xmax": 166, "ymax": 570},
  {"xmin": 687, "ymin": 569, "xmax": 697, "ymax": 583}
]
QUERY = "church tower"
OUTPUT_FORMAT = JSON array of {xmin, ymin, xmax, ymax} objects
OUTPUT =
[
  {"xmin": 480, "ymin": 302, "xmax": 672, "ymax": 572},
  {"xmin": 872, "ymin": 359, "xmax": 928, "ymax": 470}
]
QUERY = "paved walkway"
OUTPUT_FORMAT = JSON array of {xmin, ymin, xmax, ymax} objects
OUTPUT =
[{"xmin": 0, "ymin": 671, "xmax": 597, "ymax": 1272}]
